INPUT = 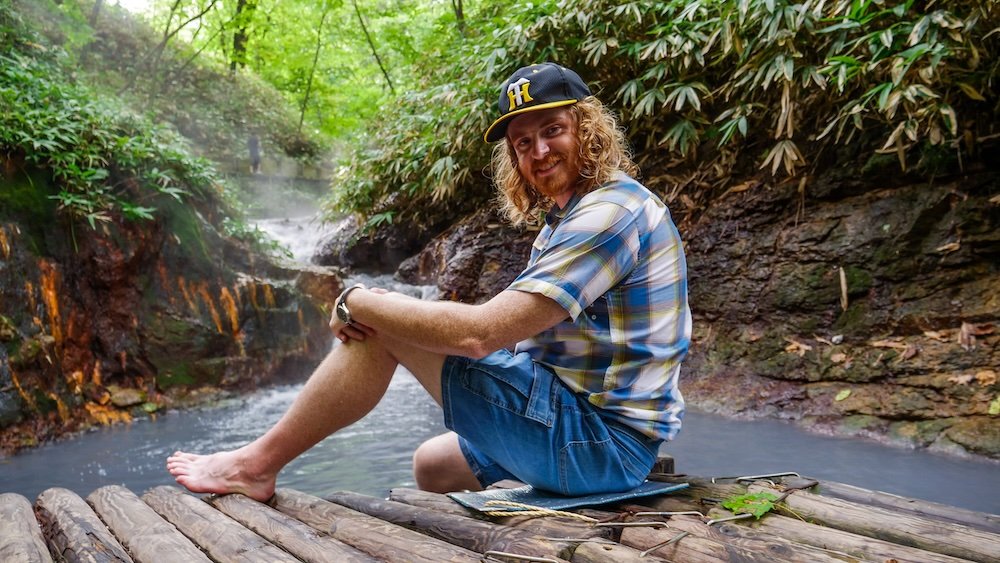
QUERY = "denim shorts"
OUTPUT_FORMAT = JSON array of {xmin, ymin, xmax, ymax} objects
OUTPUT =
[{"xmin": 441, "ymin": 349, "xmax": 661, "ymax": 495}]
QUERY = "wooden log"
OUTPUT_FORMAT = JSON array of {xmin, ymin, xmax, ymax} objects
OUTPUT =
[
  {"xmin": 86, "ymin": 486, "xmax": 209, "ymax": 563},
  {"xmin": 659, "ymin": 513, "xmax": 859, "ymax": 563},
  {"xmin": 141, "ymin": 486, "xmax": 296, "ymax": 562},
  {"xmin": 750, "ymin": 483, "xmax": 1000, "ymax": 563},
  {"xmin": 814, "ymin": 479, "xmax": 1000, "ymax": 534},
  {"xmin": 327, "ymin": 490, "xmax": 573, "ymax": 561},
  {"xmin": 270, "ymin": 488, "xmax": 482, "ymax": 562},
  {"xmin": 619, "ymin": 522, "xmax": 762, "ymax": 563},
  {"xmin": 388, "ymin": 487, "xmax": 611, "ymax": 541},
  {"xmin": 643, "ymin": 474, "xmax": 746, "ymax": 512},
  {"xmin": 34, "ymin": 487, "xmax": 133, "ymax": 563},
  {"xmin": 572, "ymin": 540, "xmax": 670, "ymax": 562},
  {"xmin": 705, "ymin": 507, "xmax": 973, "ymax": 563},
  {"xmin": 206, "ymin": 492, "xmax": 376, "ymax": 563},
  {"xmin": 0, "ymin": 493, "xmax": 52, "ymax": 563}
]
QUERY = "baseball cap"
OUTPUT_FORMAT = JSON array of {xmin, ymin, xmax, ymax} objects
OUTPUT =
[{"xmin": 483, "ymin": 62, "xmax": 591, "ymax": 143}]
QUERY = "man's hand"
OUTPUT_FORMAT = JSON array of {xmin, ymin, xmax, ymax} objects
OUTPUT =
[{"xmin": 329, "ymin": 287, "xmax": 392, "ymax": 343}]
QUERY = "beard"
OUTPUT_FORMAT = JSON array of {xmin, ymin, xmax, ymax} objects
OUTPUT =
[{"xmin": 529, "ymin": 153, "xmax": 582, "ymax": 202}]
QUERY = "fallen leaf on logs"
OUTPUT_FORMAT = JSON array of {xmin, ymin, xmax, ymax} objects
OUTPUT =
[
  {"xmin": 949, "ymin": 374, "xmax": 975, "ymax": 385},
  {"xmin": 830, "ymin": 352, "xmax": 847, "ymax": 363}
]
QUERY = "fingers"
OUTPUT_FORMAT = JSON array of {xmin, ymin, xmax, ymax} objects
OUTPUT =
[{"xmin": 335, "ymin": 324, "xmax": 371, "ymax": 343}]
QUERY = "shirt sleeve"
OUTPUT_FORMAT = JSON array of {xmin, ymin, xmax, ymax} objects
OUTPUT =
[{"xmin": 508, "ymin": 199, "xmax": 639, "ymax": 320}]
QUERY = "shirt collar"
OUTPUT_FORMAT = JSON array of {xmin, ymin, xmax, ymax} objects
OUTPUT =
[{"xmin": 544, "ymin": 191, "xmax": 583, "ymax": 227}]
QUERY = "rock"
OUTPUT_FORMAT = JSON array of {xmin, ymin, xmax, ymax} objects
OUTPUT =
[
  {"xmin": 0, "ymin": 170, "xmax": 331, "ymax": 453},
  {"xmin": 943, "ymin": 417, "xmax": 1000, "ymax": 458},
  {"xmin": 674, "ymin": 170, "xmax": 1000, "ymax": 459},
  {"xmin": 293, "ymin": 263, "xmax": 345, "ymax": 308},
  {"xmin": 396, "ymin": 208, "xmax": 535, "ymax": 303},
  {"xmin": 108, "ymin": 385, "xmax": 145, "ymax": 407},
  {"xmin": 312, "ymin": 214, "xmax": 438, "ymax": 274}
]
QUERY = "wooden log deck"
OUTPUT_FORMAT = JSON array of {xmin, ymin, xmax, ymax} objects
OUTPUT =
[{"xmin": 3, "ymin": 462, "xmax": 999, "ymax": 562}]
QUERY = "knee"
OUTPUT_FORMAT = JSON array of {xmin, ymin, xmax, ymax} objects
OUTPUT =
[
  {"xmin": 413, "ymin": 434, "xmax": 479, "ymax": 493},
  {"xmin": 412, "ymin": 439, "xmax": 447, "ymax": 492}
]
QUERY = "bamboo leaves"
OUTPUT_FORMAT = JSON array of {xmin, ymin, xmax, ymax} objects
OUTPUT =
[{"xmin": 329, "ymin": 0, "xmax": 997, "ymax": 224}]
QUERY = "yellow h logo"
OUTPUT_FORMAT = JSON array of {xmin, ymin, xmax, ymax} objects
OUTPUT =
[{"xmin": 506, "ymin": 78, "xmax": 533, "ymax": 112}]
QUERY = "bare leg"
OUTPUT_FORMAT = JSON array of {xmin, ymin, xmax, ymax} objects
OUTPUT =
[
  {"xmin": 413, "ymin": 431, "xmax": 481, "ymax": 493},
  {"xmin": 167, "ymin": 333, "xmax": 443, "ymax": 501}
]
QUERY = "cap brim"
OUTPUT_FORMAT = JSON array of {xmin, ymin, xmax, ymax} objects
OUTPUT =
[{"xmin": 483, "ymin": 99, "xmax": 580, "ymax": 143}]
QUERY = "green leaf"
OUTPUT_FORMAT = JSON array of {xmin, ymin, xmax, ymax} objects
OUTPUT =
[
  {"xmin": 835, "ymin": 389, "xmax": 852, "ymax": 401},
  {"xmin": 722, "ymin": 492, "xmax": 779, "ymax": 519},
  {"xmin": 989, "ymin": 396, "xmax": 1000, "ymax": 416}
]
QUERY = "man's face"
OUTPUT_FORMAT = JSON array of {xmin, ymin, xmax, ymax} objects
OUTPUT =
[{"xmin": 506, "ymin": 107, "xmax": 581, "ymax": 207}]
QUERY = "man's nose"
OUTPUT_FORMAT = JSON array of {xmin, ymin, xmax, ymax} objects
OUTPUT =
[{"xmin": 531, "ymin": 138, "xmax": 550, "ymax": 159}]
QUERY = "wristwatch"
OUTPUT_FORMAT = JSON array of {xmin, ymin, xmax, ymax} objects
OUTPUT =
[{"xmin": 335, "ymin": 284, "xmax": 364, "ymax": 326}]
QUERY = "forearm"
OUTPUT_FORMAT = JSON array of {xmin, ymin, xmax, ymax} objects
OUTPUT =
[
  {"xmin": 345, "ymin": 289, "xmax": 498, "ymax": 358},
  {"xmin": 339, "ymin": 287, "xmax": 568, "ymax": 359}
]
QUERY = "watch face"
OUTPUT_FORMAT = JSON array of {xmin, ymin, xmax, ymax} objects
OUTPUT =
[{"xmin": 336, "ymin": 301, "xmax": 351, "ymax": 324}]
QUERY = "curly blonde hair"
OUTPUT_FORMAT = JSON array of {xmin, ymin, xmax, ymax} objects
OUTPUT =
[{"xmin": 490, "ymin": 97, "xmax": 639, "ymax": 225}]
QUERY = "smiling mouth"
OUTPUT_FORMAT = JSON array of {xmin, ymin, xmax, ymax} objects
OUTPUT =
[{"xmin": 536, "ymin": 159, "xmax": 561, "ymax": 174}]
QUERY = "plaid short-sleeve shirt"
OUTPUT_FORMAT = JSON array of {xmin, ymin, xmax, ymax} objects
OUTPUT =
[{"xmin": 509, "ymin": 174, "xmax": 691, "ymax": 441}]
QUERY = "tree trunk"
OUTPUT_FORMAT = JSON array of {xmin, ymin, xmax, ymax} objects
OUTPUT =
[
  {"xmin": 297, "ymin": 2, "xmax": 332, "ymax": 134},
  {"xmin": 451, "ymin": 0, "xmax": 465, "ymax": 36},
  {"xmin": 352, "ymin": 0, "xmax": 394, "ymax": 95},
  {"xmin": 88, "ymin": 0, "xmax": 104, "ymax": 26},
  {"xmin": 230, "ymin": 0, "xmax": 258, "ymax": 73}
]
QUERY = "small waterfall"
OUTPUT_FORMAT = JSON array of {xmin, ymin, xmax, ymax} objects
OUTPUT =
[{"xmin": 254, "ymin": 215, "xmax": 439, "ymax": 301}]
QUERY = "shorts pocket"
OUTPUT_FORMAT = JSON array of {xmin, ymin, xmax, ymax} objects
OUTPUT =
[{"xmin": 459, "ymin": 355, "xmax": 556, "ymax": 427}]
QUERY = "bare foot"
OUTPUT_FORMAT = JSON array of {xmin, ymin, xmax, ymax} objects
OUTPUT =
[{"xmin": 166, "ymin": 447, "xmax": 276, "ymax": 502}]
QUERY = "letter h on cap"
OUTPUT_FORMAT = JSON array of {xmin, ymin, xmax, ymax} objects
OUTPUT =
[{"xmin": 506, "ymin": 77, "xmax": 533, "ymax": 111}]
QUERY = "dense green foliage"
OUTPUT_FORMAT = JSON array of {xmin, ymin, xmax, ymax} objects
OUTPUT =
[
  {"xmin": 1, "ymin": 0, "xmax": 283, "ymax": 257},
  {"xmin": 134, "ymin": 0, "xmax": 451, "ymax": 142},
  {"xmin": 0, "ymin": 2, "xmax": 218, "ymax": 228},
  {"xmin": 332, "ymin": 0, "xmax": 999, "ymax": 227},
  {"xmin": 17, "ymin": 0, "xmax": 326, "ymax": 166}
]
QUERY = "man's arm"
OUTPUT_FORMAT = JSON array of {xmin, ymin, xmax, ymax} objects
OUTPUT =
[{"xmin": 339, "ymin": 288, "xmax": 568, "ymax": 359}]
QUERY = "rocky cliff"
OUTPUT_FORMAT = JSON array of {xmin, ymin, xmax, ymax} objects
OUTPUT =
[{"xmin": 0, "ymin": 167, "xmax": 338, "ymax": 454}]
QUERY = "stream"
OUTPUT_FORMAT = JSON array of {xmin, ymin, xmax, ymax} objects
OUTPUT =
[{"xmin": 1, "ymin": 212, "xmax": 997, "ymax": 515}]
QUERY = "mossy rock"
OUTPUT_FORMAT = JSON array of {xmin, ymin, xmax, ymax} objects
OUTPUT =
[
  {"xmin": 943, "ymin": 417, "xmax": 1000, "ymax": 458},
  {"xmin": 888, "ymin": 418, "xmax": 954, "ymax": 448}
]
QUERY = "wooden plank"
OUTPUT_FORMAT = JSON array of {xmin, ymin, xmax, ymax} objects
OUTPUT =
[
  {"xmin": 572, "ymin": 540, "xmax": 670, "ymax": 562},
  {"xmin": 206, "ymin": 492, "xmax": 376, "ymax": 563},
  {"xmin": 620, "ymin": 523, "xmax": 761, "ymax": 563},
  {"xmin": 750, "ymin": 483, "xmax": 1000, "ymax": 563},
  {"xmin": 34, "ymin": 487, "xmax": 133, "ymax": 563},
  {"xmin": 327, "ymin": 490, "xmax": 574, "ymax": 560},
  {"xmin": 707, "ymin": 507, "xmax": 974, "ymax": 563},
  {"xmin": 271, "ymin": 488, "xmax": 482, "ymax": 562},
  {"xmin": 141, "ymin": 486, "xmax": 297, "ymax": 563},
  {"xmin": 657, "ymin": 513, "xmax": 859, "ymax": 563},
  {"xmin": 815, "ymin": 479, "xmax": 1000, "ymax": 534},
  {"xmin": 0, "ymin": 493, "xmax": 52, "ymax": 563},
  {"xmin": 387, "ymin": 487, "xmax": 610, "ymax": 541},
  {"xmin": 86, "ymin": 485, "xmax": 209, "ymax": 563}
]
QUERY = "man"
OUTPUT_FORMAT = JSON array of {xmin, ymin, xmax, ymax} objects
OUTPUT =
[{"xmin": 167, "ymin": 62, "xmax": 690, "ymax": 500}]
